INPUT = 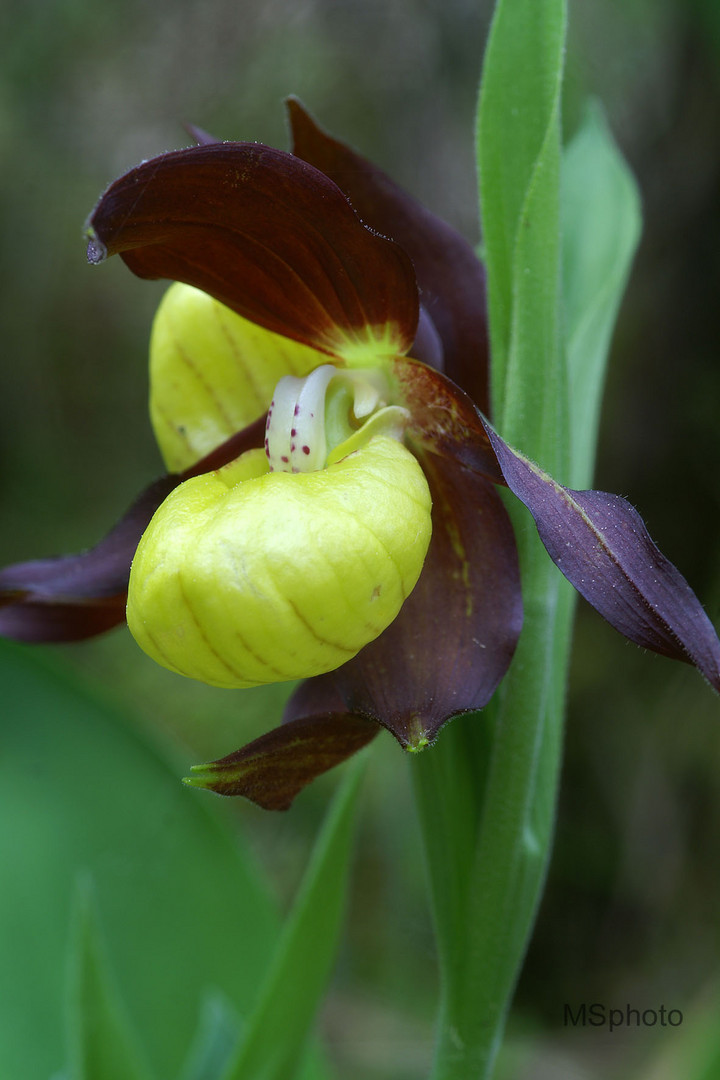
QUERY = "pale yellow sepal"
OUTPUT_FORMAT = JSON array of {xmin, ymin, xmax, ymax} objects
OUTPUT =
[
  {"xmin": 126, "ymin": 437, "xmax": 432, "ymax": 688},
  {"xmin": 150, "ymin": 284, "xmax": 325, "ymax": 472}
]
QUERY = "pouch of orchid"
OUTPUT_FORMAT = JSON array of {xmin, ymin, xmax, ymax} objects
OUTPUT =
[{"xmin": 1, "ymin": 100, "xmax": 718, "ymax": 811}]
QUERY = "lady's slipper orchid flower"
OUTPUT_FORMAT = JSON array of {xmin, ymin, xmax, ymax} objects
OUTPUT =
[
  {"xmin": 1, "ymin": 100, "xmax": 719, "ymax": 811},
  {"xmin": 127, "ymin": 370, "xmax": 433, "ymax": 689}
]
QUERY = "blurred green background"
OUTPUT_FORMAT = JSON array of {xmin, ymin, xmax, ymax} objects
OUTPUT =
[{"xmin": 1, "ymin": 0, "xmax": 719, "ymax": 1077}]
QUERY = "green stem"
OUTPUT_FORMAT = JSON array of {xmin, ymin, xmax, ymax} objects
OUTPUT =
[
  {"xmin": 415, "ymin": 538, "xmax": 576, "ymax": 1080},
  {"xmin": 411, "ymin": 710, "xmax": 492, "ymax": 973},
  {"xmin": 414, "ymin": 0, "xmax": 572, "ymax": 1072},
  {"xmin": 433, "ymin": 556, "xmax": 576, "ymax": 1079}
]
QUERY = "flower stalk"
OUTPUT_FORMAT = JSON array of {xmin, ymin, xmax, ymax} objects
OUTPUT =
[{"xmin": 413, "ymin": 0, "xmax": 592, "ymax": 1075}]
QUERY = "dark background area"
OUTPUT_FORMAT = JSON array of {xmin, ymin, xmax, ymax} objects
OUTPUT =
[{"xmin": 1, "ymin": 1, "xmax": 719, "ymax": 1076}]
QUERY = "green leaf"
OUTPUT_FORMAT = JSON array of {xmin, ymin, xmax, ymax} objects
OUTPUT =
[
  {"xmin": 562, "ymin": 100, "xmax": 642, "ymax": 488},
  {"xmin": 424, "ymin": 15, "xmax": 644, "ymax": 1080},
  {"xmin": 67, "ymin": 877, "xmax": 154, "ymax": 1080},
  {"xmin": 410, "ymin": 714, "xmax": 491, "ymax": 976},
  {"xmin": 220, "ymin": 751, "xmax": 368, "ymax": 1080},
  {"xmin": 477, "ymin": 0, "xmax": 568, "ymax": 474},
  {"xmin": 415, "ymin": 3, "xmax": 572, "ymax": 1079},
  {"xmin": 177, "ymin": 993, "xmax": 241, "ymax": 1080},
  {"xmin": 434, "ymin": 97, "xmax": 642, "ymax": 1080},
  {"xmin": 0, "ymin": 638, "xmax": 278, "ymax": 1080}
]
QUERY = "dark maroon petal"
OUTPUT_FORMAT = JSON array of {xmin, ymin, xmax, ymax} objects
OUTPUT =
[
  {"xmin": 412, "ymin": 305, "xmax": 445, "ymax": 370},
  {"xmin": 282, "ymin": 673, "xmax": 347, "ymax": 723},
  {"xmin": 87, "ymin": 142, "xmax": 418, "ymax": 362},
  {"xmin": 485, "ymin": 423, "xmax": 720, "ymax": 691},
  {"xmin": 0, "ymin": 597, "xmax": 128, "ymax": 643},
  {"xmin": 312, "ymin": 453, "xmax": 522, "ymax": 748},
  {"xmin": 185, "ymin": 713, "xmax": 379, "ymax": 810},
  {"xmin": 0, "ymin": 476, "xmax": 177, "ymax": 642},
  {"xmin": 0, "ymin": 419, "xmax": 268, "ymax": 644},
  {"xmin": 393, "ymin": 357, "xmax": 503, "ymax": 483},
  {"xmin": 288, "ymin": 97, "xmax": 490, "ymax": 411},
  {"xmin": 0, "ymin": 476, "xmax": 175, "ymax": 601}
]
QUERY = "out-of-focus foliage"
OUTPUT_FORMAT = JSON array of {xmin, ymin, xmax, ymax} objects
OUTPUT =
[
  {"xmin": 1, "ymin": 0, "xmax": 719, "ymax": 1077},
  {"xmin": 0, "ymin": 638, "xmax": 278, "ymax": 1079}
]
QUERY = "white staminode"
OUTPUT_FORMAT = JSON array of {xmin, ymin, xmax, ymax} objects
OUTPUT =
[{"xmin": 265, "ymin": 364, "xmax": 389, "ymax": 473}]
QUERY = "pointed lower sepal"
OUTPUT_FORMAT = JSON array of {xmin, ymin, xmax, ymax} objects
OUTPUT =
[
  {"xmin": 484, "ymin": 421, "xmax": 720, "ymax": 692},
  {"xmin": 184, "ymin": 713, "xmax": 379, "ymax": 810}
]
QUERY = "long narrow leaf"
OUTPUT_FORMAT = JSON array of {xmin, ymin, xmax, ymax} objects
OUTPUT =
[
  {"xmin": 220, "ymin": 753, "xmax": 368, "ymax": 1080},
  {"xmin": 410, "ymin": 716, "xmax": 492, "ymax": 970},
  {"xmin": 562, "ymin": 100, "xmax": 642, "ymax": 487},
  {"xmin": 445, "ymin": 24, "xmax": 646, "ymax": 1080},
  {"xmin": 415, "ymin": 4, "xmax": 570, "ymax": 1079},
  {"xmin": 477, "ymin": 0, "xmax": 568, "ymax": 468},
  {"xmin": 67, "ymin": 879, "xmax": 154, "ymax": 1080},
  {"xmin": 177, "ymin": 994, "xmax": 241, "ymax": 1080}
]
